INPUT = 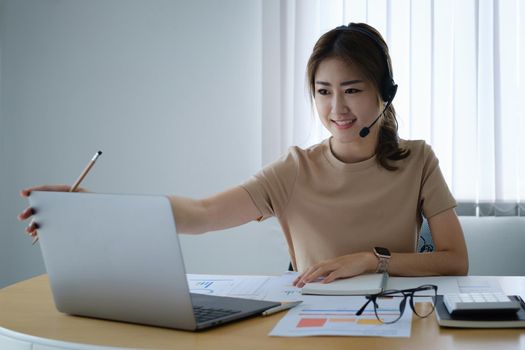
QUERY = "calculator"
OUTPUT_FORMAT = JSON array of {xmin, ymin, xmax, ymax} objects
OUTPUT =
[{"xmin": 443, "ymin": 292, "xmax": 521, "ymax": 315}]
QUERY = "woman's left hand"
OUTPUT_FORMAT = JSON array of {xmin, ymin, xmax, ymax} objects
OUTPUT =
[{"xmin": 293, "ymin": 252, "xmax": 376, "ymax": 287}]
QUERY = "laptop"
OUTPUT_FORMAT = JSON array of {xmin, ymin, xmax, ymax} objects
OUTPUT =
[{"xmin": 28, "ymin": 191, "xmax": 280, "ymax": 330}]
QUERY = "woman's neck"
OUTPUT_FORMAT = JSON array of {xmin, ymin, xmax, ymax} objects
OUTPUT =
[{"xmin": 329, "ymin": 136, "xmax": 377, "ymax": 164}]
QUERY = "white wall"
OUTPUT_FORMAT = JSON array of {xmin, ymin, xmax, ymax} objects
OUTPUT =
[{"xmin": 0, "ymin": 0, "xmax": 289, "ymax": 288}]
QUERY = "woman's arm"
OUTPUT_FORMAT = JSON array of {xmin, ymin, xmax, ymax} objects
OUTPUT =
[
  {"xmin": 387, "ymin": 208, "xmax": 469, "ymax": 276},
  {"xmin": 169, "ymin": 186, "xmax": 262, "ymax": 234},
  {"xmin": 19, "ymin": 185, "xmax": 262, "ymax": 237},
  {"xmin": 293, "ymin": 208, "xmax": 469, "ymax": 287}
]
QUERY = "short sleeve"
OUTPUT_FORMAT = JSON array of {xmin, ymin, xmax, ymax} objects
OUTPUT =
[
  {"xmin": 420, "ymin": 144, "xmax": 457, "ymax": 219},
  {"xmin": 240, "ymin": 148, "xmax": 299, "ymax": 221}
]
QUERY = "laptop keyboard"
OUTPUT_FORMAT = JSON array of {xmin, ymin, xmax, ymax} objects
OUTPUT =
[{"xmin": 193, "ymin": 305, "xmax": 242, "ymax": 323}]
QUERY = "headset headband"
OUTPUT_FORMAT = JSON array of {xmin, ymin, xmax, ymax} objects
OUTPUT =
[{"xmin": 335, "ymin": 23, "xmax": 398, "ymax": 103}]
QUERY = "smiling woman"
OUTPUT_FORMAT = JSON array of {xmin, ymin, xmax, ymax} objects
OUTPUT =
[
  {"xmin": 306, "ymin": 23, "xmax": 409, "ymax": 170},
  {"xmin": 19, "ymin": 22, "xmax": 469, "ymax": 289},
  {"xmin": 248, "ymin": 23, "xmax": 468, "ymax": 285}
]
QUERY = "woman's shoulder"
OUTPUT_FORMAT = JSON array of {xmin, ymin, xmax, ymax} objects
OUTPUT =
[
  {"xmin": 400, "ymin": 139, "xmax": 434, "ymax": 157},
  {"xmin": 286, "ymin": 139, "xmax": 329, "ymax": 162},
  {"xmin": 261, "ymin": 140, "xmax": 327, "ymax": 177},
  {"xmin": 399, "ymin": 139, "xmax": 441, "ymax": 172}
]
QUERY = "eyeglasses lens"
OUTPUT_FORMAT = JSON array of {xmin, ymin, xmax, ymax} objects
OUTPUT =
[
  {"xmin": 411, "ymin": 285, "xmax": 436, "ymax": 318},
  {"xmin": 373, "ymin": 291, "xmax": 406, "ymax": 324}
]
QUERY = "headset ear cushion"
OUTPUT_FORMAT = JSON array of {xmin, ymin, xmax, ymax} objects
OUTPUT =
[{"xmin": 383, "ymin": 83, "xmax": 398, "ymax": 103}]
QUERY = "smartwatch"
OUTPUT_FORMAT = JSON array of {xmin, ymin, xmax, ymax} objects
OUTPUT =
[{"xmin": 373, "ymin": 247, "xmax": 391, "ymax": 273}]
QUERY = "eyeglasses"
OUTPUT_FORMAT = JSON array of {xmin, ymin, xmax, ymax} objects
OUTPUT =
[{"xmin": 356, "ymin": 284, "xmax": 438, "ymax": 324}]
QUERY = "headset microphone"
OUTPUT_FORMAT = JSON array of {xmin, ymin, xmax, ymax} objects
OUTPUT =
[
  {"xmin": 359, "ymin": 96, "xmax": 395, "ymax": 138},
  {"xmin": 359, "ymin": 111, "xmax": 382, "ymax": 138}
]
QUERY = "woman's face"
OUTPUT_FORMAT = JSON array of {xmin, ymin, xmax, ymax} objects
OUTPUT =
[{"xmin": 314, "ymin": 57, "xmax": 381, "ymax": 144}]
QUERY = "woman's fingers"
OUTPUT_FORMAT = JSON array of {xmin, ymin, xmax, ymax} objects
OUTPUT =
[
  {"xmin": 293, "ymin": 267, "xmax": 315, "ymax": 287},
  {"xmin": 20, "ymin": 184, "xmax": 72, "ymax": 198},
  {"xmin": 19, "ymin": 184, "xmax": 78, "ymax": 240},
  {"xmin": 305, "ymin": 265, "xmax": 335, "ymax": 284},
  {"xmin": 322, "ymin": 270, "xmax": 343, "ymax": 284},
  {"xmin": 19, "ymin": 183, "xmax": 77, "ymax": 225},
  {"xmin": 293, "ymin": 254, "xmax": 370, "ymax": 287},
  {"xmin": 25, "ymin": 219, "xmax": 39, "ymax": 236},
  {"xmin": 18, "ymin": 207, "xmax": 34, "ymax": 221},
  {"xmin": 294, "ymin": 263, "xmax": 335, "ymax": 287}
]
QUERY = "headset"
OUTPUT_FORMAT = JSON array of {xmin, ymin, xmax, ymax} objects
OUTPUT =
[{"xmin": 335, "ymin": 23, "xmax": 398, "ymax": 137}]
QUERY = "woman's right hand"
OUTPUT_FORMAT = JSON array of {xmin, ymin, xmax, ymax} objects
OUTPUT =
[{"xmin": 18, "ymin": 185, "xmax": 86, "ymax": 238}]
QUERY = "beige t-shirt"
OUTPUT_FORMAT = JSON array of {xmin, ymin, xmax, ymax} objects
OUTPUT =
[{"xmin": 241, "ymin": 138, "xmax": 456, "ymax": 272}]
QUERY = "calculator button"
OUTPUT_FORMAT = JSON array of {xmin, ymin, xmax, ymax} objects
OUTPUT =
[{"xmin": 443, "ymin": 292, "xmax": 521, "ymax": 315}]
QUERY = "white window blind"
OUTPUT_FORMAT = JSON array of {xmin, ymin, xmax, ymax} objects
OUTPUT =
[{"xmin": 262, "ymin": 0, "xmax": 525, "ymax": 216}]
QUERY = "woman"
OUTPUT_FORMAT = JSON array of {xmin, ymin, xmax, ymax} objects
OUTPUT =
[{"xmin": 19, "ymin": 23, "xmax": 468, "ymax": 287}]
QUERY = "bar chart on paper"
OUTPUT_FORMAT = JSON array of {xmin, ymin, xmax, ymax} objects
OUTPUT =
[{"xmin": 269, "ymin": 297, "xmax": 412, "ymax": 337}]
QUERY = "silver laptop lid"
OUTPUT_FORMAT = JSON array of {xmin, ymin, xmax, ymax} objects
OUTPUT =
[{"xmin": 29, "ymin": 191, "xmax": 197, "ymax": 330}]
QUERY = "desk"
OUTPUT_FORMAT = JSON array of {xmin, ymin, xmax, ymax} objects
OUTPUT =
[{"xmin": 1, "ymin": 275, "xmax": 525, "ymax": 350}]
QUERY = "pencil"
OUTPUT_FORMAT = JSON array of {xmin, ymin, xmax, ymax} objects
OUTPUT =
[
  {"xmin": 32, "ymin": 151, "xmax": 103, "ymax": 245},
  {"xmin": 69, "ymin": 151, "xmax": 102, "ymax": 192},
  {"xmin": 261, "ymin": 301, "xmax": 302, "ymax": 316}
]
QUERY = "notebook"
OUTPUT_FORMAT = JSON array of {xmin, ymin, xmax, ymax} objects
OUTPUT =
[
  {"xmin": 301, "ymin": 273, "xmax": 387, "ymax": 295},
  {"xmin": 28, "ymin": 191, "xmax": 280, "ymax": 331}
]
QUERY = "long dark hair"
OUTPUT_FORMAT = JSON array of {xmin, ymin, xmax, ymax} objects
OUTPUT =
[{"xmin": 306, "ymin": 23, "xmax": 410, "ymax": 171}]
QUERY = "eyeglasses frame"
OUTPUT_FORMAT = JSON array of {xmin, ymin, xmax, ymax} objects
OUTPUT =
[{"xmin": 355, "ymin": 284, "xmax": 438, "ymax": 324}]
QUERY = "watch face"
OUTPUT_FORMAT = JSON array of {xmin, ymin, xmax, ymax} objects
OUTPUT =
[{"xmin": 374, "ymin": 247, "xmax": 390, "ymax": 256}]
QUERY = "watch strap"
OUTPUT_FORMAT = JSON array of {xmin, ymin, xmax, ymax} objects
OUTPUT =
[
  {"xmin": 376, "ymin": 257, "xmax": 389, "ymax": 273},
  {"xmin": 374, "ymin": 247, "xmax": 391, "ymax": 273}
]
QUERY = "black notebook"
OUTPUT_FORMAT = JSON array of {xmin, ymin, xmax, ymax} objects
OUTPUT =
[{"xmin": 433, "ymin": 295, "xmax": 525, "ymax": 328}]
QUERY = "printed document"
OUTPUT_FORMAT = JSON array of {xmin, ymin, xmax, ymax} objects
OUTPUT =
[{"xmin": 269, "ymin": 296, "xmax": 412, "ymax": 337}]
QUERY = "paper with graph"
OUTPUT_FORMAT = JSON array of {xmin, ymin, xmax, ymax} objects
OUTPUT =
[
  {"xmin": 269, "ymin": 296, "xmax": 412, "ymax": 337},
  {"xmin": 187, "ymin": 273, "xmax": 412, "ymax": 336},
  {"xmin": 186, "ymin": 274, "xmax": 271, "ymax": 298},
  {"xmin": 187, "ymin": 272, "xmax": 303, "ymax": 302}
]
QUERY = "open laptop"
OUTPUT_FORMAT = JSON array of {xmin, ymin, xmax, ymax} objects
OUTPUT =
[{"xmin": 28, "ymin": 191, "xmax": 280, "ymax": 330}]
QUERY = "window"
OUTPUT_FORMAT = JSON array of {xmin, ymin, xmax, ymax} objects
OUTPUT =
[{"xmin": 262, "ymin": 0, "xmax": 525, "ymax": 216}]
